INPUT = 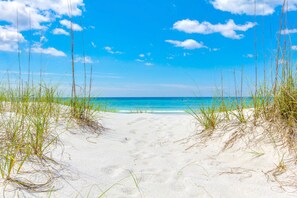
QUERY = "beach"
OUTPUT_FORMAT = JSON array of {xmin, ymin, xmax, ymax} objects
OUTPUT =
[
  {"xmin": 2, "ymin": 111, "xmax": 295, "ymax": 197},
  {"xmin": 1, "ymin": 0, "xmax": 297, "ymax": 197}
]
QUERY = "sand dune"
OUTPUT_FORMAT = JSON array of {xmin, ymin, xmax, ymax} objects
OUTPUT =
[{"xmin": 2, "ymin": 112, "xmax": 296, "ymax": 197}]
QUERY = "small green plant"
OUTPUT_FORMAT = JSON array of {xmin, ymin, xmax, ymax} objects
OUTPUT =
[
  {"xmin": 71, "ymin": 97, "xmax": 100, "ymax": 130},
  {"xmin": 218, "ymin": 98, "xmax": 231, "ymax": 121},
  {"xmin": 30, "ymin": 104, "xmax": 53, "ymax": 158},
  {"xmin": 231, "ymin": 99, "xmax": 248, "ymax": 124},
  {"xmin": 0, "ymin": 115, "xmax": 31, "ymax": 181},
  {"xmin": 190, "ymin": 103, "xmax": 220, "ymax": 132}
]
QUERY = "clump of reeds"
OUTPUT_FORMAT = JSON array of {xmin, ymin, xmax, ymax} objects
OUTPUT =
[
  {"xmin": 0, "ymin": 0, "xmax": 104, "ymax": 194},
  {"xmin": 0, "ymin": 84, "xmax": 62, "ymax": 191},
  {"xmin": 189, "ymin": 103, "xmax": 221, "ymax": 132},
  {"xmin": 66, "ymin": 10, "xmax": 102, "ymax": 133},
  {"xmin": 191, "ymin": 0, "xmax": 297, "ymax": 189}
]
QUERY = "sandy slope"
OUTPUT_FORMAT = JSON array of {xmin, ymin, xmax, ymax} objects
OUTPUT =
[{"xmin": 2, "ymin": 112, "xmax": 296, "ymax": 197}]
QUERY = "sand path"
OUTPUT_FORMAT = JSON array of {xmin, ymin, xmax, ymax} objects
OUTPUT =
[{"xmin": 47, "ymin": 113, "xmax": 295, "ymax": 198}]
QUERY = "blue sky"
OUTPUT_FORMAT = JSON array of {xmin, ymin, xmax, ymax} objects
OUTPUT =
[{"xmin": 0, "ymin": 0, "xmax": 297, "ymax": 97}]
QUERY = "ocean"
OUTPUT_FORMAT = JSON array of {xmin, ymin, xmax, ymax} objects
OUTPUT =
[{"xmin": 90, "ymin": 97, "xmax": 253, "ymax": 113}]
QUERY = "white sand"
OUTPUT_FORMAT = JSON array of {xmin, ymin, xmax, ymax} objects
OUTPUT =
[{"xmin": 2, "ymin": 112, "xmax": 297, "ymax": 197}]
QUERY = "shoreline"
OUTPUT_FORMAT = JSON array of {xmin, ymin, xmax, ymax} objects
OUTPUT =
[{"xmin": 116, "ymin": 110, "xmax": 188, "ymax": 114}]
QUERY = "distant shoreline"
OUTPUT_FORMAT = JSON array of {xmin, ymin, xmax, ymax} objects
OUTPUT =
[{"xmin": 59, "ymin": 97, "xmax": 256, "ymax": 112}]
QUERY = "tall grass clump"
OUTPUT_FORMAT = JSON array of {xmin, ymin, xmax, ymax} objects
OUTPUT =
[
  {"xmin": 66, "ymin": 2, "xmax": 101, "ymax": 132},
  {"xmin": 0, "ymin": 114, "xmax": 31, "ymax": 181},
  {"xmin": 191, "ymin": 0, "xmax": 297, "ymax": 159},
  {"xmin": 0, "ymin": 84, "xmax": 63, "ymax": 190},
  {"xmin": 0, "ymin": 0, "xmax": 102, "ymax": 193},
  {"xmin": 190, "ymin": 102, "xmax": 221, "ymax": 132},
  {"xmin": 53, "ymin": 0, "xmax": 103, "ymax": 131}
]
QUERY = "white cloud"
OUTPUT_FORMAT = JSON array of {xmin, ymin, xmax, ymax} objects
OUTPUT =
[
  {"xmin": 104, "ymin": 46, "xmax": 123, "ymax": 54},
  {"xmin": 52, "ymin": 28, "xmax": 69, "ymax": 36},
  {"xmin": 137, "ymin": 53, "xmax": 154, "ymax": 64},
  {"xmin": 91, "ymin": 42, "xmax": 96, "ymax": 48},
  {"xmin": 281, "ymin": 28, "xmax": 297, "ymax": 35},
  {"xmin": 244, "ymin": 54, "xmax": 254, "ymax": 58},
  {"xmin": 75, "ymin": 56, "xmax": 94, "ymax": 63},
  {"xmin": 183, "ymin": 52, "xmax": 191, "ymax": 56},
  {"xmin": 0, "ymin": 0, "xmax": 84, "ymax": 53},
  {"xmin": 31, "ymin": 45, "xmax": 66, "ymax": 57},
  {"xmin": 0, "ymin": 0, "xmax": 84, "ymax": 31},
  {"xmin": 292, "ymin": 46, "xmax": 297, "ymax": 50},
  {"xmin": 0, "ymin": 26, "xmax": 25, "ymax": 52},
  {"xmin": 136, "ymin": 59, "xmax": 144, "ymax": 62},
  {"xmin": 211, "ymin": 0, "xmax": 297, "ymax": 16},
  {"xmin": 60, "ymin": 19, "xmax": 83, "ymax": 31},
  {"xmin": 173, "ymin": 19, "xmax": 256, "ymax": 39},
  {"xmin": 0, "ymin": 1, "xmax": 50, "ymax": 31},
  {"xmin": 211, "ymin": 48, "xmax": 220, "ymax": 51},
  {"xmin": 40, "ymin": 36, "xmax": 48, "ymax": 43},
  {"xmin": 165, "ymin": 39, "xmax": 206, "ymax": 50},
  {"xmin": 145, "ymin": 62, "xmax": 154, "ymax": 66},
  {"xmin": 17, "ymin": 0, "xmax": 84, "ymax": 16},
  {"xmin": 159, "ymin": 84, "xmax": 194, "ymax": 89}
]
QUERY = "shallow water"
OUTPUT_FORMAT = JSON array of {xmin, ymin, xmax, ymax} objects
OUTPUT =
[{"xmin": 90, "ymin": 97, "xmax": 253, "ymax": 113}]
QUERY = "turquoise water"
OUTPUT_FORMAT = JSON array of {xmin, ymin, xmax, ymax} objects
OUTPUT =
[{"xmin": 90, "ymin": 97, "xmax": 253, "ymax": 113}]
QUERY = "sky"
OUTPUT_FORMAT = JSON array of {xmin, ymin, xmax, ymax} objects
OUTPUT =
[{"xmin": 0, "ymin": 0, "xmax": 297, "ymax": 97}]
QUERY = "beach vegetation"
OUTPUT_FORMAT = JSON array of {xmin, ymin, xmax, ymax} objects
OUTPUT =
[
  {"xmin": 189, "ymin": 103, "xmax": 220, "ymax": 132},
  {"xmin": 0, "ymin": 0, "xmax": 103, "ymax": 193},
  {"xmin": 191, "ymin": 0, "xmax": 297, "ymax": 189}
]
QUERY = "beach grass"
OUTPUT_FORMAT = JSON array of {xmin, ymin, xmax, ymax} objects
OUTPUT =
[
  {"xmin": 0, "ymin": 0, "xmax": 102, "ymax": 191},
  {"xmin": 190, "ymin": 2, "xmax": 297, "ymax": 189}
]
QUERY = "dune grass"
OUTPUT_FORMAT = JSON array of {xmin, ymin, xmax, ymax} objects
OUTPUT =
[
  {"xmin": 0, "ymin": 0, "xmax": 102, "ymax": 194},
  {"xmin": 0, "ymin": 54, "xmax": 102, "ymax": 196},
  {"xmin": 0, "ymin": 85, "xmax": 59, "ymax": 188},
  {"xmin": 0, "ymin": 82, "xmax": 104, "ymax": 194},
  {"xmin": 0, "ymin": 4, "xmax": 101, "ymax": 191},
  {"xmin": 190, "ymin": 0, "xmax": 297, "ymax": 190}
]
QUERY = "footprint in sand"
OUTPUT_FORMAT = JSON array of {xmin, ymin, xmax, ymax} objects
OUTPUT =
[
  {"xmin": 129, "ymin": 129, "xmax": 136, "ymax": 134},
  {"xmin": 120, "ymin": 187, "xmax": 135, "ymax": 196},
  {"xmin": 127, "ymin": 117, "xmax": 146, "ymax": 125},
  {"xmin": 120, "ymin": 137, "xmax": 129, "ymax": 143},
  {"xmin": 134, "ymin": 140, "xmax": 147, "ymax": 147},
  {"xmin": 101, "ymin": 165, "xmax": 124, "ymax": 177}
]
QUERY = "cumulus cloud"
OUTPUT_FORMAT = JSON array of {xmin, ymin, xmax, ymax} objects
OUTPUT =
[
  {"xmin": 292, "ymin": 46, "xmax": 297, "ymax": 50},
  {"xmin": 183, "ymin": 52, "xmax": 191, "ymax": 56},
  {"xmin": 145, "ymin": 62, "xmax": 154, "ymax": 66},
  {"xmin": 136, "ymin": 59, "xmax": 144, "ymax": 62},
  {"xmin": 0, "ymin": 0, "xmax": 84, "ymax": 31},
  {"xmin": 31, "ymin": 44, "xmax": 66, "ymax": 57},
  {"xmin": 104, "ymin": 46, "xmax": 123, "ymax": 54},
  {"xmin": 281, "ymin": 28, "xmax": 297, "ymax": 35},
  {"xmin": 211, "ymin": 48, "xmax": 220, "ymax": 51},
  {"xmin": 165, "ymin": 39, "xmax": 206, "ymax": 50},
  {"xmin": 75, "ymin": 56, "xmax": 94, "ymax": 63},
  {"xmin": 210, "ymin": 0, "xmax": 297, "ymax": 16},
  {"xmin": 173, "ymin": 19, "xmax": 256, "ymax": 39},
  {"xmin": 52, "ymin": 28, "xmax": 69, "ymax": 36},
  {"xmin": 0, "ymin": 1, "xmax": 50, "ymax": 31},
  {"xmin": 0, "ymin": 26, "xmax": 25, "ymax": 52},
  {"xmin": 60, "ymin": 19, "xmax": 83, "ymax": 31},
  {"xmin": 0, "ymin": 0, "xmax": 84, "ymax": 52},
  {"xmin": 19, "ymin": 0, "xmax": 84, "ymax": 16},
  {"xmin": 244, "ymin": 54, "xmax": 254, "ymax": 58}
]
